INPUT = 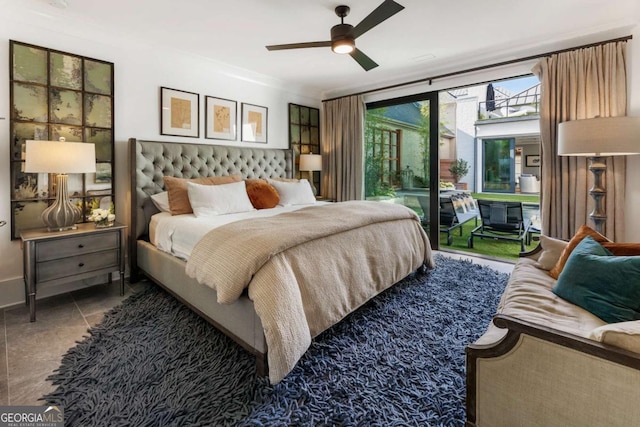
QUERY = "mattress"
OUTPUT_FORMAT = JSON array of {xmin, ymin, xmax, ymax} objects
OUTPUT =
[{"xmin": 150, "ymin": 202, "xmax": 331, "ymax": 260}]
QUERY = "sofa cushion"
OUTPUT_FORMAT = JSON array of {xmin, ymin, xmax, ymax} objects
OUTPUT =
[
  {"xmin": 589, "ymin": 321, "xmax": 640, "ymax": 354},
  {"xmin": 549, "ymin": 225, "xmax": 610, "ymax": 279},
  {"xmin": 535, "ymin": 235, "xmax": 568, "ymax": 271},
  {"xmin": 553, "ymin": 236, "xmax": 640, "ymax": 324},
  {"xmin": 474, "ymin": 256, "xmax": 606, "ymax": 347}
]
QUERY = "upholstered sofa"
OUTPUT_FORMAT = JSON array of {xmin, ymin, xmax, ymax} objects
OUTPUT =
[{"xmin": 466, "ymin": 234, "xmax": 640, "ymax": 427}]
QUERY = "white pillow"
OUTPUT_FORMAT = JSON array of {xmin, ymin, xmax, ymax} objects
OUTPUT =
[
  {"xmin": 534, "ymin": 235, "xmax": 569, "ymax": 270},
  {"xmin": 186, "ymin": 181, "xmax": 255, "ymax": 217},
  {"xmin": 268, "ymin": 179, "xmax": 316, "ymax": 206},
  {"xmin": 151, "ymin": 191, "xmax": 171, "ymax": 213}
]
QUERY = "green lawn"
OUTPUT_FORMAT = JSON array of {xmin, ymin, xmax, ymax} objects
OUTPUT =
[
  {"xmin": 431, "ymin": 220, "xmax": 538, "ymax": 261},
  {"xmin": 471, "ymin": 192, "xmax": 540, "ymax": 204},
  {"xmin": 404, "ymin": 191, "xmax": 540, "ymax": 261}
]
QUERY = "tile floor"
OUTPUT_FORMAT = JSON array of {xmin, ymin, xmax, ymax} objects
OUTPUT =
[
  {"xmin": 0, "ymin": 252, "xmax": 513, "ymax": 407},
  {"xmin": 0, "ymin": 279, "xmax": 151, "ymax": 406}
]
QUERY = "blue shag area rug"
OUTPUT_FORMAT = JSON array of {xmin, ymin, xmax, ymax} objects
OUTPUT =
[{"xmin": 43, "ymin": 255, "xmax": 509, "ymax": 426}]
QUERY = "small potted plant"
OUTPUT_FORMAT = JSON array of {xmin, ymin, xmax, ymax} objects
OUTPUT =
[{"xmin": 449, "ymin": 159, "xmax": 470, "ymax": 190}]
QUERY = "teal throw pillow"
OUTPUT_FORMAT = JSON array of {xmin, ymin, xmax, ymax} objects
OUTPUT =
[{"xmin": 552, "ymin": 236, "xmax": 640, "ymax": 323}]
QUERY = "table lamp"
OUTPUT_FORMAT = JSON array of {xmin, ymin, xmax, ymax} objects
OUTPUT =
[
  {"xmin": 299, "ymin": 153, "xmax": 322, "ymax": 195},
  {"xmin": 557, "ymin": 116, "xmax": 640, "ymax": 233},
  {"xmin": 24, "ymin": 137, "xmax": 97, "ymax": 231}
]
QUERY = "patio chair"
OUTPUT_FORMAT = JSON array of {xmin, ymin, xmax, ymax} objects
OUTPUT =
[
  {"xmin": 468, "ymin": 200, "xmax": 528, "ymax": 252},
  {"xmin": 418, "ymin": 193, "xmax": 479, "ymax": 246}
]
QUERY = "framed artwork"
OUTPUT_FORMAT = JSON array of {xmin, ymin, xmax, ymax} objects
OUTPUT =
[
  {"xmin": 205, "ymin": 96, "xmax": 237, "ymax": 140},
  {"xmin": 160, "ymin": 87, "xmax": 199, "ymax": 138},
  {"xmin": 241, "ymin": 103, "xmax": 268, "ymax": 143},
  {"xmin": 95, "ymin": 163, "xmax": 112, "ymax": 183},
  {"xmin": 525, "ymin": 155, "xmax": 541, "ymax": 167}
]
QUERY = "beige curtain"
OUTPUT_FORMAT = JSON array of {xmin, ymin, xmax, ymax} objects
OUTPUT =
[
  {"xmin": 320, "ymin": 95, "xmax": 366, "ymax": 201},
  {"xmin": 532, "ymin": 41, "xmax": 627, "ymax": 241}
]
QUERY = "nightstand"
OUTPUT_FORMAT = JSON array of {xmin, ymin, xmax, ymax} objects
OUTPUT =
[{"xmin": 21, "ymin": 222, "xmax": 126, "ymax": 322}]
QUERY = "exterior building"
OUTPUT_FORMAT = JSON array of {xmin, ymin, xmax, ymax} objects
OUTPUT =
[
  {"xmin": 365, "ymin": 79, "xmax": 542, "ymax": 196},
  {"xmin": 475, "ymin": 83, "xmax": 541, "ymax": 194}
]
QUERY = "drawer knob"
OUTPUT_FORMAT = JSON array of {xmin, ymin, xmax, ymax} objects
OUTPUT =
[
  {"xmin": 78, "ymin": 262, "xmax": 85, "ymax": 267},
  {"xmin": 78, "ymin": 244, "xmax": 84, "ymax": 248}
]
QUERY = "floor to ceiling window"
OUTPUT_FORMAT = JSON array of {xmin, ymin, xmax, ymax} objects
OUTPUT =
[
  {"xmin": 365, "ymin": 93, "xmax": 439, "ymax": 244},
  {"xmin": 363, "ymin": 75, "xmax": 541, "ymax": 257}
]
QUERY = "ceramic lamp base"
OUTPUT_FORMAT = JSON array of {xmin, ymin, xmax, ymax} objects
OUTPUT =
[{"xmin": 42, "ymin": 174, "xmax": 81, "ymax": 231}]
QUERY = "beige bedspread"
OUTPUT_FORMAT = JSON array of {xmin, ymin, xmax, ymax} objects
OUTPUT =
[{"xmin": 185, "ymin": 200, "xmax": 434, "ymax": 382}]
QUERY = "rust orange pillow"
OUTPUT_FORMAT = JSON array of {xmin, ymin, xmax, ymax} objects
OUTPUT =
[
  {"xmin": 601, "ymin": 243, "xmax": 640, "ymax": 256},
  {"xmin": 245, "ymin": 179, "xmax": 280, "ymax": 209},
  {"xmin": 163, "ymin": 175, "xmax": 242, "ymax": 215},
  {"xmin": 549, "ymin": 224, "xmax": 610, "ymax": 279}
]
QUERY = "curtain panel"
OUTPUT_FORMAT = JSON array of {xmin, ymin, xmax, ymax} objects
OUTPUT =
[
  {"xmin": 320, "ymin": 95, "xmax": 366, "ymax": 201},
  {"xmin": 532, "ymin": 41, "xmax": 627, "ymax": 241}
]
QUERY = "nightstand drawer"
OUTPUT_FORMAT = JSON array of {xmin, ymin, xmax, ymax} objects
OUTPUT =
[
  {"xmin": 37, "ymin": 232, "xmax": 119, "ymax": 262},
  {"xmin": 37, "ymin": 250, "xmax": 119, "ymax": 283}
]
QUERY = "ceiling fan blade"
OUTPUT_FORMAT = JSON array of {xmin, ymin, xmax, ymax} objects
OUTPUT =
[
  {"xmin": 350, "ymin": 48, "xmax": 379, "ymax": 71},
  {"xmin": 266, "ymin": 41, "xmax": 332, "ymax": 51},
  {"xmin": 353, "ymin": 0, "xmax": 405, "ymax": 39}
]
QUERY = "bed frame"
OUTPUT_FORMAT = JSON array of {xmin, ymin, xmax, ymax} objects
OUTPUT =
[{"xmin": 129, "ymin": 138, "xmax": 295, "ymax": 375}]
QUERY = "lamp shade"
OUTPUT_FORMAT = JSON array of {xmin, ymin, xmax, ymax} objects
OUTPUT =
[
  {"xmin": 299, "ymin": 154, "xmax": 322, "ymax": 171},
  {"xmin": 557, "ymin": 116, "xmax": 640, "ymax": 156},
  {"xmin": 24, "ymin": 139, "xmax": 96, "ymax": 174}
]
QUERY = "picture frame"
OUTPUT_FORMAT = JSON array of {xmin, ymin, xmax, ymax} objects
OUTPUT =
[
  {"xmin": 241, "ymin": 103, "xmax": 268, "ymax": 143},
  {"xmin": 205, "ymin": 96, "xmax": 237, "ymax": 140},
  {"xmin": 160, "ymin": 87, "xmax": 199, "ymax": 138},
  {"xmin": 525, "ymin": 154, "xmax": 541, "ymax": 167},
  {"xmin": 95, "ymin": 163, "xmax": 112, "ymax": 183}
]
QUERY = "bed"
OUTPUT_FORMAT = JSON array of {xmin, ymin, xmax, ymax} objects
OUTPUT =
[{"xmin": 129, "ymin": 138, "xmax": 434, "ymax": 383}]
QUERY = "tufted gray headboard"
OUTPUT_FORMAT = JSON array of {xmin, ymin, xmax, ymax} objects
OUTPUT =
[{"xmin": 129, "ymin": 138, "xmax": 294, "ymax": 276}]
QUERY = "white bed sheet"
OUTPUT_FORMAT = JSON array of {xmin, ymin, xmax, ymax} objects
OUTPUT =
[{"xmin": 150, "ymin": 202, "xmax": 330, "ymax": 260}]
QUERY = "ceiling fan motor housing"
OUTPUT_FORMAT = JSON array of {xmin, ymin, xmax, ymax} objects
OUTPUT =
[{"xmin": 331, "ymin": 23, "xmax": 355, "ymax": 53}]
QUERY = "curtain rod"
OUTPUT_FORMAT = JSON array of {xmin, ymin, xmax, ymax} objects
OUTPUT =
[{"xmin": 323, "ymin": 35, "xmax": 632, "ymax": 102}]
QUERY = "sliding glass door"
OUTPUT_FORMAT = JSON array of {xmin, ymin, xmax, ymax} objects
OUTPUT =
[{"xmin": 365, "ymin": 92, "xmax": 439, "ymax": 246}]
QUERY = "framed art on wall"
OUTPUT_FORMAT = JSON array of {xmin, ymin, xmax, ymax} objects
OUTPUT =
[
  {"xmin": 205, "ymin": 96, "xmax": 236, "ymax": 140},
  {"xmin": 241, "ymin": 103, "xmax": 268, "ymax": 143},
  {"xmin": 525, "ymin": 155, "xmax": 540, "ymax": 167},
  {"xmin": 160, "ymin": 87, "xmax": 199, "ymax": 138}
]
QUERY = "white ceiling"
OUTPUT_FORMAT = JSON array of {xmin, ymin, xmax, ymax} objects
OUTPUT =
[{"xmin": 11, "ymin": 0, "xmax": 640, "ymax": 98}]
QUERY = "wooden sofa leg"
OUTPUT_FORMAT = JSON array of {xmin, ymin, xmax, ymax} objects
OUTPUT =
[{"xmin": 255, "ymin": 352, "xmax": 268, "ymax": 379}]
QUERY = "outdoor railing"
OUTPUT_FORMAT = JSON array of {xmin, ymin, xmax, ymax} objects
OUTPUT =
[{"xmin": 478, "ymin": 93, "xmax": 540, "ymax": 120}]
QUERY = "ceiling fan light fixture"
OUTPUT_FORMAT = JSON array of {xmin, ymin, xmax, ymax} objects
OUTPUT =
[
  {"xmin": 332, "ymin": 38, "xmax": 355, "ymax": 54},
  {"xmin": 265, "ymin": 1, "xmax": 404, "ymax": 70},
  {"xmin": 330, "ymin": 22, "xmax": 355, "ymax": 54}
]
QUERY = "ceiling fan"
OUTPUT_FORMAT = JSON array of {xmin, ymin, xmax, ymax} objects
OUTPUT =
[{"xmin": 265, "ymin": 0, "xmax": 405, "ymax": 71}]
